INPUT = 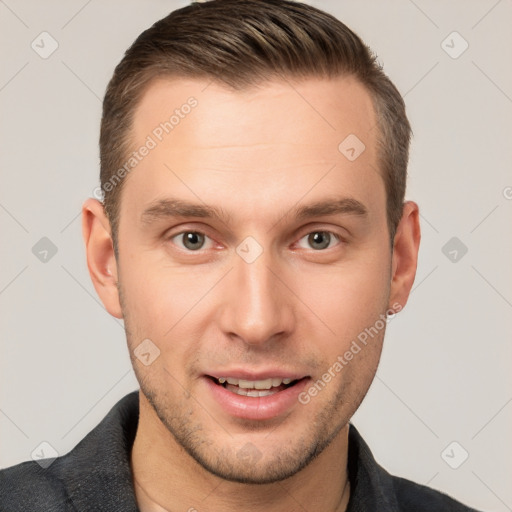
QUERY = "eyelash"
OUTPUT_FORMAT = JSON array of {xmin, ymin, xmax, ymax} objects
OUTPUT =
[{"xmin": 167, "ymin": 229, "xmax": 343, "ymax": 253}]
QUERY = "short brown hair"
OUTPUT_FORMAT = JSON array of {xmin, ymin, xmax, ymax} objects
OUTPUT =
[{"xmin": 100, "ymin": 0, "xmax": 411, "ymax": 252}]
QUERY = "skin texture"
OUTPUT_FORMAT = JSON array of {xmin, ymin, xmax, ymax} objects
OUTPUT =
[{"xmin": 82, "ymin": 76, "xmax": 420, "ymax": 512}]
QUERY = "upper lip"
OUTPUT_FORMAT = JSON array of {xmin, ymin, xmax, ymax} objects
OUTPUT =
[{"xmin": 206, "ymin": 369, "xmax": 308, "ymax": 381}]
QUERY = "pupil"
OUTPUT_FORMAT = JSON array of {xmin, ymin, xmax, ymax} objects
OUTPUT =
[
  {"xmin": 184, "ymin": 232, "xmax": 204, "ymax": 250},
  {"xmin": 309, "ymin": 231, "xmax": 330, "ymax": 250}
]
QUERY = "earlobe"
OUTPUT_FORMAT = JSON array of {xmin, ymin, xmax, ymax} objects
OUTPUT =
[
  {"xmin": 389, "ymin": 201, "xmax": 421, "ymax": 311},
  {"xmin": 82, "ymin": 198, "xmax": 123, "ymax": 319}
]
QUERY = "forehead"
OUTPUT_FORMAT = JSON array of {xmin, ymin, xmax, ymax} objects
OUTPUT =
[
  {"xmin": 121, "ymin": 75, "xmax": 382, "ymax": 225},
  {"xmin": 132, "ymin": 75, "xmax": 377, "ymax": 158}
]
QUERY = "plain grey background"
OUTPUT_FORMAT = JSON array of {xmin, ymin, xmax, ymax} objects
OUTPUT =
[{"xmin": 1, "ymin": 1, "xmax": 511, "ymax": 510}]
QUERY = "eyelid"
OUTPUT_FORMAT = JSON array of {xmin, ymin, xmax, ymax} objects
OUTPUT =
[
  {"xmin": 164, "ymin": 222, "xmax": 215, "ymax": 240},
  {"xmin": 293, "ymin": 221, "xmax": 348, "ymax": 240}
]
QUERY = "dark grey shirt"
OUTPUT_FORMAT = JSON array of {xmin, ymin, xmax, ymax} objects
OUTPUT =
[{"xmin": 0, "ymin": 391, "xmax": 481, "ymax": 511}]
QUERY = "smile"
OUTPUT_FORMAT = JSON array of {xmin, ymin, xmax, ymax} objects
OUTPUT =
[
  {"xmin": 203, "ymin": 371, "xmax": 310, "ymax": 420},
  {"xmin": 215, "ymin": 377, "xmax": 297, "ymax": 397}
]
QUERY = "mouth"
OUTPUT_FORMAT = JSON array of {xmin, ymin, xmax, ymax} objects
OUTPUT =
[
  {"xmin": 208, "ymin": 376, "xmax": 301, "ymax": 397},
  {"xmin": 203, "ymin": 373, "xmax": 309, "ymax": 420}
]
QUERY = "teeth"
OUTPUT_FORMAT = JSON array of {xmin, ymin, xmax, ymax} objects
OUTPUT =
[
  {"xmin": 227, "ymin": 386, "xmax": 278, "ymax": 397},
  {"xmin": 254, "ymin": 378, "xmax": 273, "ymax": 390},
  {"xmin": 217, "ymin": 377, "xmax": 294, "ymax": 389},
  {"xmin": 247, "ymin": 389, "xmax": 275, "ymax": 397}
]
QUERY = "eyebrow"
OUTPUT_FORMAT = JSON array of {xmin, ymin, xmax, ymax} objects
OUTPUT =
[
  {"xmin": 140, "ymin": 196, "xmax": 368, "ymax": 226},
  {"xmin": 291, "ymin": 197, "xmax": 368, "ymax": 221},
  {"xmin": 141, "ymin": 198, "xmax": 232, "ymax": 225}
]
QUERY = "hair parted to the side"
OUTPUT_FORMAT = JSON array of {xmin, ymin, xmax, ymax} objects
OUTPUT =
[{"xmin": 100, "ymin": 0, "xmax": 411, "ymax": 254}]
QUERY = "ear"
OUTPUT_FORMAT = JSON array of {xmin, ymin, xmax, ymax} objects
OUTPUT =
[
  {"xmin": 389, "ymin": 201, "xmax": 421, "ymax": 312},
  {"xmin": 82, "ymin": 198, "xmax": 123, "ymax": 319}
]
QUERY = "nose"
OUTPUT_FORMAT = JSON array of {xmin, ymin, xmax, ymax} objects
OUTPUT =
[{"xmin": 217, "ymin": 248, "xmax": 295, "ymax": 347}]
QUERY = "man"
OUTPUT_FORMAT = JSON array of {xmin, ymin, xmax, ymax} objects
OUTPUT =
[{"xmin": 0, "ymin": 0, "xmax": 481, "ymax": 510}]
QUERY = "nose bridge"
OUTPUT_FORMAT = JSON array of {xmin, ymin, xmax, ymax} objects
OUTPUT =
[{"xmin": 219, "ymin": 247, "xmax": 293, "ymax": 345}]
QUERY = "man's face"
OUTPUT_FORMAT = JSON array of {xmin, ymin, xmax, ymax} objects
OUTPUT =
[{"xmin": 116, "ymin": 76, "xmax": 394, "ymax": 483}]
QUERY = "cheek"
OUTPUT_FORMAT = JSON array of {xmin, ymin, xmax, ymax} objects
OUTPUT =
[
  {"xmin": 293, "ymin": 257, "xmax": 391, "ymax": 341},
  {"xmin": 119, "ymin": 259, "xmax": 222, "ymax": 373},
  {"xmin": 118, "ymin": 268, "xmax": 176, "ymax": 347},
  {"xmin": 120, "ymin": 251, "xmax": 206, "ymax": 322}
]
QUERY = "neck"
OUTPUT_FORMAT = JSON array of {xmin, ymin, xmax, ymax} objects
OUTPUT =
[{"xmin": 131, "ymin": 393, "xmax": 351, "ymax": 512}]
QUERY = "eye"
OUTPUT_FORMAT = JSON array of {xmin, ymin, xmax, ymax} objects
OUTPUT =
[
  {"xmin": 170, "ymin": 231, "xmax": 212, "ymax": 251},
  {"xmin": 297, "ymin": 231, "xmax": 340, "ymax": 251}
]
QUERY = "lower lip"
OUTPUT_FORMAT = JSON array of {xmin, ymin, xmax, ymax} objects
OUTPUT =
[{"xmin": 203, "ymin": 377, "xmax": 310, "ymax": 421}]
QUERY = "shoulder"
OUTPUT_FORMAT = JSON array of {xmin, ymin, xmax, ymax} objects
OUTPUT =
[
  {"xmin": 0, "ymin": 391, "xmax": 140, "ymax": 511},
  {"xmin": 0, "ymin": 460, "xmax": 74, "ymax": 511},
  {"xmin": 391, "ymin": 474, "xmax": 481, "ymax": 511},
  {"xmin": 347, "ymin": 424, "xmax": 482, "ymax": 512}
]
